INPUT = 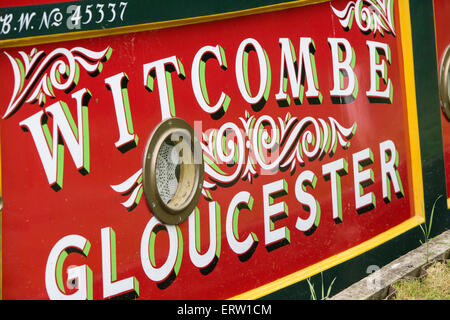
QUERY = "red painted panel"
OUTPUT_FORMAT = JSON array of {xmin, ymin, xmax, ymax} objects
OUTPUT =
[
  {"xmin": 433, "ymin": 0, "xmax": 450, "ymax": 202},
  {"xmin": 1, "ymin": 0, "xmax": 415, "ymax": 299}
]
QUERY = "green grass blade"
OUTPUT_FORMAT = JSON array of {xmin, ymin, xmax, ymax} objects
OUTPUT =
[
  {"xmin": 427, "ymin": 195, "xmax": 442, "ymax": 239},
  {"xmin": 306, "ymin": 278, "xmax": 317, "ymax": 300},
  {"xmin": 326, "ymin": 277, "xmax": 337, "ymax": 299}
]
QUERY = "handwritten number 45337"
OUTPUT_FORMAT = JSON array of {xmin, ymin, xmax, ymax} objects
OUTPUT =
[
  {"xmin": 67, "ymin": 2, "xmax": 128, "ymax": 30},
  {"xmin": 0, "ymin": 2, "xmax": 128, "ymax": 35}
]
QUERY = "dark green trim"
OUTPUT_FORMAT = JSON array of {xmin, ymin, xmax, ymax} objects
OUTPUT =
[
  {"xmin": 410, "ymin": 0, "xmax": 449, "ymax": 235},
  {"xmin": 0, "ymin": 0, "xmax": 297, "ymax": 41}
]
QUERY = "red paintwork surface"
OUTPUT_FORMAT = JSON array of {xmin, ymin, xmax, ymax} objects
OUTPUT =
[
  {"xmin": 1, "ymin": 0, "xmax": 414, "ymax": 299},
  {"xmin": 434, "ymin": 0, "xmax": 450, "ymax": 200}
]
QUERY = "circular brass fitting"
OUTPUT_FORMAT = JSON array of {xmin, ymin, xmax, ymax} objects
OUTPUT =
[
  {"xmin": 142, "ymin": 118, "xmax": 204, "ymax": 225},
  {"xmin": 439, "ymin": 45, "xmax": 450, "ymax": 121}
]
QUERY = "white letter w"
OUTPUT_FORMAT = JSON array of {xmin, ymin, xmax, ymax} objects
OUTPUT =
[{"xmin": 19, "ymin": 88, "xmax": 92, "ymax": 191}]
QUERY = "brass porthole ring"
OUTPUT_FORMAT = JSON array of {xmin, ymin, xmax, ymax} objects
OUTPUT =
[
  {"xmin": 142, "ymin": 117, "xmax": 204, "ymax": 225},
  {"xmin": 439, "ymin": 45, "xmax": 450, "ymax": 121}
]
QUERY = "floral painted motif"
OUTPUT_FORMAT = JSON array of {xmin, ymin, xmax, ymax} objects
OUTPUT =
[
  {"xmin": 331, "ymin": 0, "xmax": 395, "ymax": 37},
  {"xmin": 2, "ymin": 46, "xmax": 112, "ymax": 119}
]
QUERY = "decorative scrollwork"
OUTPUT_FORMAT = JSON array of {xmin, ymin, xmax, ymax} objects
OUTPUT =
[
  {"xmin": 111, "ymin": 112, "xmax": 357, "ymax": 210},
  {"xmin": 201, "ymin": 112, "xmax": 357, "ymax": 199},
  {"xmin": 331, "ymin": 0, "xmax": 395, "ymax": 37},
  {"xmin": 2, "ymin": 46, "xmax": 112, "ymax": 119},
  {"xmin": 110, "ymin": 169, "xmax": 143, "ymax": 211}
]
